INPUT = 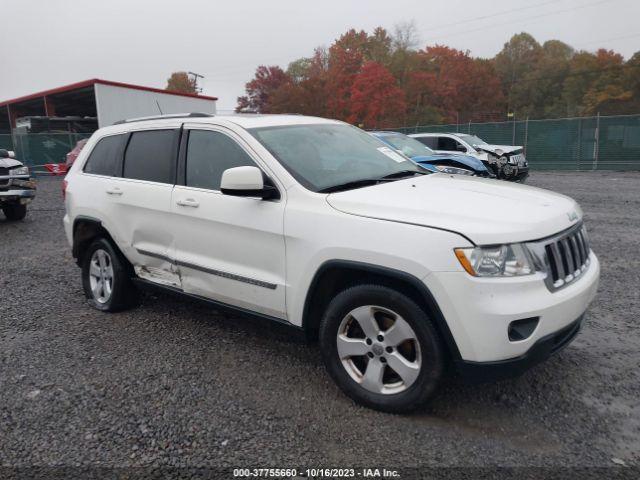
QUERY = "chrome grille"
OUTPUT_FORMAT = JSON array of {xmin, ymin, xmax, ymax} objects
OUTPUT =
[
  {"xmin": 510, "ymin": 153, "xmax": 527, "ymax": 166},
  {"xmin": 528, "ymin": 223, "xmax": 591, "ymax": 291}
]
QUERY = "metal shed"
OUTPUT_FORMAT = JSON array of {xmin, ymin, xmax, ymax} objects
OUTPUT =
[{"xmin": 0, "ymin": 78, "xmax": 218, "ymax": 134}]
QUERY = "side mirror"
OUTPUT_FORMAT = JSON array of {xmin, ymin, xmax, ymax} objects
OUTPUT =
[
  {"xmin": 0, "ymin": 149, "xmax": 13, "ymax": 158},
  {"xmin": 456, "ymin": 144, "xmax": 467, "ymax": 152},
  {"xmin": 220, "ymin": 166, "xmax": 279, "ymax": 200}
]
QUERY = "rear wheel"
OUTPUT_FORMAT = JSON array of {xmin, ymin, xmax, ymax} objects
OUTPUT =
[
  {"xmin": 82, "ymin": 237, "xmax": 138, "ymax": 312},
  {"xmin": 319, "ymin": 284, "xmax": 444, "ymax": 413},
  {"xmin": 2, "ymin": 203, "xmax": 27, "ymax": 221}
]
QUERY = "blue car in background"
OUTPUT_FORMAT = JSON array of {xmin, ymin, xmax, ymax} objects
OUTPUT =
[{"xmin": 370, "ymin": 131, "xmax": 493, "ymax": 177}]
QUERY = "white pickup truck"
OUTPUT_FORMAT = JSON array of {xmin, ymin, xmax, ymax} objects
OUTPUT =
[{"xmin": 0, "ymin": 149, "xmax": 36, "ymax": 220}]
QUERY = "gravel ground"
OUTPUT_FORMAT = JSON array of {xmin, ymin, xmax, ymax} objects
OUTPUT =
[{"xmin": 1, "ymin": 172, "xmax": 639, "ymax": 474}]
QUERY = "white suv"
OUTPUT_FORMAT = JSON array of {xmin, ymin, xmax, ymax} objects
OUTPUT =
[{"xmin": 64, "ymin": 113, "xmax": 599, "ymax": 412}]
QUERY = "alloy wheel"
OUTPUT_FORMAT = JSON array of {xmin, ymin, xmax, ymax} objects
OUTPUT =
[
  {"xmin": 336, "ymin": 305, "xmax": 422, "ymax": 394},
  {"xmin": 89, "ymin": 249, "xmax": 114, "ymax": 304}
]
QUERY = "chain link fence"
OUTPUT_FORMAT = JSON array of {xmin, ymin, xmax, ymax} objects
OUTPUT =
[
  {"xmin": 0, "ymin": 133, "xmax": 91, "ymax": 168},
  {"xmin": 396, "ymin": 114, "xmax": 640, "ymax": 170}
]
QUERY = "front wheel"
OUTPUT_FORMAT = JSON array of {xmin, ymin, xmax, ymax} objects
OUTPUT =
[
  {"xmin": 2, "ymin": 203, "xmax": 27, "ymax": 221},
  {"xmin": 319, "ymin": 285, "xmax": 444, "ymax": 413}
]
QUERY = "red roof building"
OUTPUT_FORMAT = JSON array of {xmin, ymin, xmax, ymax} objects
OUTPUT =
[{"xmin": 0, "ymin": 79, "xmax": 218, "ymax": 133}]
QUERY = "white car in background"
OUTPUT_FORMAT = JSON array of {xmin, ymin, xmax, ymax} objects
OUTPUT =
[{"xmin": 410, "ymin": 132, "xmax": 529, "ymax": 182}]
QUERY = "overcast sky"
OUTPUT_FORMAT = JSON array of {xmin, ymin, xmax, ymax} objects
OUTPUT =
[{"xmin": 1, "ymin": 0, "xmax": 639, "ymax": 111}]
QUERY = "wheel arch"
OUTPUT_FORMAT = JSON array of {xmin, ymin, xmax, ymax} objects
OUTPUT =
[
  {"xmin": 301, "ymin": 260, "xmax": 461, "ymax": 361},
  {"xmin": 72, "ymin": 216, "xmax": 129, "ymax": 270}
]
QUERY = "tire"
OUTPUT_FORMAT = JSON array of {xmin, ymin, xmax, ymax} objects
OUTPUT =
[
  {"xmin": 319, "ymin": 284, "xmax": 444, "ymax": 413},
  {"xmin": 2, "ymin": 203, "xmax": 27, "ymax": 221},
  {"xmin": 81, "ymin": 237, "xmax": 138, "ymax": 312}
]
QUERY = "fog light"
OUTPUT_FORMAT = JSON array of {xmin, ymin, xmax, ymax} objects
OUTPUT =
[{"xmin": 508, "ymin": 317, "xmax": 539, "ymax": 341}]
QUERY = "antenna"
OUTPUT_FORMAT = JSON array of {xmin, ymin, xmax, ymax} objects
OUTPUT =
[
  {"xmin": 155, "ymin": 100, "xmax": 163, "ymax": 115},
  {"xmin": 188, "ymin": 71, "xmax": 205, "ymax": 94}
]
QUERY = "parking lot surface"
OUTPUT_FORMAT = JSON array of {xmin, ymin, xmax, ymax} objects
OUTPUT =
[{"xmin": 1, "ymin": 172, "xmax": 639, "ymax": 471}]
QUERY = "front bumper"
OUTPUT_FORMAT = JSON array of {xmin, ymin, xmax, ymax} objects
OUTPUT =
[
  {"xmin": 0, "ymin": 177, "xmax": 37, "ymax": 202},
  {"xmin": 0, "ymin": 188, "xmax": 36, "ymax": 201},
  {"xmin": 425, "ymin": 252, "xmax": 599, "ymax": 364},
  {"xmin": 456, "ymin": 315, "xmax": 583, "ymax": 383}
]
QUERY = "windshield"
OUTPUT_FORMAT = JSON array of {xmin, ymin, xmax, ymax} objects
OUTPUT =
[
  {"xmin": 249, "ymin": 124, "xmax": 423, "ymax": 192},
  {"xmin": 459, "ymin": 134, "xmax": 487, "ymax": 147},
  {"xmin": 380, "ymin": 134, "xmax": 435, "ymax": 157}
]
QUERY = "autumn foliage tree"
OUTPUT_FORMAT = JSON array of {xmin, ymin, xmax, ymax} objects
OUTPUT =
[
  {"xmin": 166, "ymin": 72, "xmax": 197, "ymax": 94},
  {"xmin": 348, "ymin": 62, "xmax": 406, "ymax": 128},
  {"xmin": 236, "ymin": 66, "xmax": 291, "ymax": 113},
  {"xmin": 237, "ymin": 27, "xmax": 639, "ymax": 125}
]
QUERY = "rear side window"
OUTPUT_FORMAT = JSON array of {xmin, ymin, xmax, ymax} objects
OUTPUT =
[
  {"xmin": 186, "ymin": 130, "xmax": 256, "ymax": 190},
  {"xmin": 415, "ymin": 136, "xmax": 437, "ymax": 149},
  {"xmin": 83, "ymin": 134, "xmax": 125, "ymax": 176},
  {"xmin": 123, "ymin": 130, "xmax": 176, "ymax": 184},
  {"xmin": 438, "ymin": 136, "xmax": 459, "ymax": 151}
]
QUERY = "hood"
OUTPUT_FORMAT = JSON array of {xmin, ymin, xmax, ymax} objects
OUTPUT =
[
  {"xmin": 423, "ymin": 153, "xmax": 487, "ymax": 171},
  {"xmin": 476, "ymin": 145, "xmax": 523, "ymax": 155},
  {"xmin": 0, "ymin": 158, "xmax": 24, "ymax": 169},
  {"xmin": 326, "ymin": 174, "xmax": 581, "ymax": 245}
]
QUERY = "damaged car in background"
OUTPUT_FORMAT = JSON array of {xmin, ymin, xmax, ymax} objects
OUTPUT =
[
  {"xmin": 0, "ymin": 149, "xmax": 36, "ymax": 221},
  {"xmin": 370, "ymin": 131, "xmax": 493, "ymax": 177},
  {"xmin": 410, "ymin": 132, "xmax": 529, "ymax": 182}
]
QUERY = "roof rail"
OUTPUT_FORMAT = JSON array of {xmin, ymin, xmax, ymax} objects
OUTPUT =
[{"xmin": 113, "ymin": 112, "xmax": 214, "ymax": 125}]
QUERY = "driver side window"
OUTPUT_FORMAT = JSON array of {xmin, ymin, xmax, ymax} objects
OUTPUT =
[{"xmin": 186, "ymin": 130, "xmax": 256, "ymax": 191}]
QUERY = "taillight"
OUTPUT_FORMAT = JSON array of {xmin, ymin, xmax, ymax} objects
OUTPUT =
[{"xmin": 62, "ymin": 179, "xmax": 68, "ymax": 200}]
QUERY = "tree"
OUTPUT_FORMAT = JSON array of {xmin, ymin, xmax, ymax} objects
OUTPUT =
[
  {"xmin": 165, "ymin": 72, "xmax": 197, "ymax": 94},
  {"xmin": 392, "ymin": 20, "xmax": 419, "ymax": 52},
  {"xmin": 348, "ymin": 62, "xmax": 406, "ymax": 128},
  {"xmin": 366, "ymin": 27, "xmax": 393, "ymax": 65},
  {"xmin": 263, "ymin": 48, "xmax": 330, "ymax": 116},
  {"xmin": 407, "ymin": 45, "xmax": 505, "ymax": 123},
  {"xmin": 235, "ymin": 66, "xmax": 291, "ymax": 113},
  {"xmin": 494, "ymin": 33, "xmax": 542, "ymax": 114},
  {"xmin": 581, "ymin": 49, "xmax": 632, "ymax": 114},
  {"xmin": 561, "ymin": 49, "xmax": 633, "ymax": 115},
  {"xmin": 236, "ymin": 27, "xmax": 635, "ymax": 125},
  {"xmin": 287, "ymin": 57, "xmax": 313, "ymax": 84},
  {"xmin": 326, "ymin": 29, "xmax": 370, "ymax": 120},
  {"xmin": 531, "ymin": 40, "xmax": 575, "ymax": 117}
]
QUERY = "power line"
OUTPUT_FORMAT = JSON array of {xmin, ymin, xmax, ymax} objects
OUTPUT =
[
  {"xmin": 575, "ymin": 32, "xmax": 640, "ymax": 47},
  {"xmin": 420, "ymin": 0, "xmax": 560, "ymax": 33},
  {"xmin": 422, "ymin": 0, "xmax": 618, "ymax": 43}
]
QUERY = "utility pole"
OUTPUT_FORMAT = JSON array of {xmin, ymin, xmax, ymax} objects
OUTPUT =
[
  {"xmin": 593, "ymin": 112, "xmax": 600, "ymax": 171},
  {"xmin": 188, "ymin": 71, "xmax": 205, "ymax": 94}
]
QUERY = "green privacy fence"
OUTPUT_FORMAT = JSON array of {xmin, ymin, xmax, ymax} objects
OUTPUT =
[
  {"xmin": 0, "ymin": 133, "xmax": 91, "ymax": 168},
  {"xmin": 2, "ymin": 114, "xmax": 640, "ymax": 170},
  {"xmin": 396, "ymin": 114, "xmax": 640, "ymax": 170}
]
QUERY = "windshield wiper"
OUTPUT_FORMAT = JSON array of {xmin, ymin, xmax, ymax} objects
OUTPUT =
[
  {"xmin": 319, "ymin": 170, "xmax": 427, "ymax": 193},
  {"xmin": 318, "ymin": 179, "xmax": 382, "ymax": 193},
  {"xmin": 378, "ymin": 170, "xmax": 426, "ymax": 180}
]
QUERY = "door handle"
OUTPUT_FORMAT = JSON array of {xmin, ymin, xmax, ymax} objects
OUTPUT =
[
  {"xmin": 106, "ymin": 187, "xmax": 123, "ymax": 195},
  {"xmin": 176, "ymin": 198, "xmax": 199, "ymax": 208}
]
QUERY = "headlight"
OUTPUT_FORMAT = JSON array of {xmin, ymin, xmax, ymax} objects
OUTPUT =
[
  {"xmin": 454, "ymin": 244, "xmax": 535, "ymax": 277},
  {"xmin": 434, "ymin": 165, "xmax": 474, "ymax": 176},
  {"xmin": 9, "ymin": 166, "xmax": 29, "ymax": 176}
]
